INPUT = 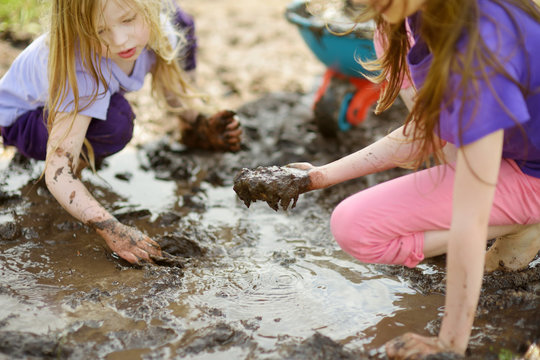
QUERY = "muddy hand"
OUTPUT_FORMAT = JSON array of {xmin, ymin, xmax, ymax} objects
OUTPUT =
[
  {"xmin": 233, "ymin": 165, "xmax": 312, "ymax": 211},
  {"xmin": 286, "ymin": 162, "xmax": 320, "ymax": 191},
  {"xmin": 181, "ymin": 110, "xmax": 242, "ymax": 152},
  {"xmin": 385, "ymin": 333, "xmax": 453, "ymax": 359},
  {"xmin": 210, "ymin": 110, "xmax": 242, "ymax": 152},
  {"xmin": 92, "ymin": 219, "xmax": 162, "ymax": 265},
  {"xmin": 149, "ymin": 251, "xmax": 186, "ymax": 268}
]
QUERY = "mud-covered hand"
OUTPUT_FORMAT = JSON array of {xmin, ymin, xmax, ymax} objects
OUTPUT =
[
  {"xmin": 286, "ymin": 162, "xmax": 323, "ymax": 191},
  {"xmin": 233, "ymin": 165, "xmax": 312, "ymax": 211},
  {"xmin": 92, "ymin": 219, "xmax": 162, "ymax": 265},
  {"xmin": 385, "ymin": 333, "xmax": 455, "ymax": 359},
  {"xmin": 181, "ymin": 110, "xmax": 242, "ymax": 152}
]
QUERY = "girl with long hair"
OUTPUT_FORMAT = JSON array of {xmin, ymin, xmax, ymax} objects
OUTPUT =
[
  {"xmin": 286, "ymin": 0, "xmax": 540, "ymax": 357},
  {"xmin": 0, "ymin": 0, "xmax": 242, "ymax": 265}
]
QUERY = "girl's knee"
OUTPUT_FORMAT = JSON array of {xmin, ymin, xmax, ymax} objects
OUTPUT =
[
  {"xmin": 1, "ymin": 108, "xmax": 48, "ymax": 160},
  {"xmin": 86, "ymin": 93, "xmax": 135, "ymax": 158},
  {"xmin": 330, "ymin": 199, "xmax": 369, "ymax": 255},
  {"xmin": 330, "ymin": 199, "xmax": 424, "ymax": 267}
]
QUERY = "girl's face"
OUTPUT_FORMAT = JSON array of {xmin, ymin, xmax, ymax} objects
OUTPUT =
[
  {"xmin": 96, "ymin": 0, "xmax": 150, "ymax": 71},
  {"xmin": 350, "ymin": 0, "xmax": 426, "ymax": 23}
]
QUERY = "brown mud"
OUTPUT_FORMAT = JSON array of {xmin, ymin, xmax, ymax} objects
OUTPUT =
[
  {"xmin": 233, "ymin": 166, "xmax": 311, "ymax": 211},
  {"xmin": 0, "ymin": 0, "xmax": 539, "ymax": 359}
]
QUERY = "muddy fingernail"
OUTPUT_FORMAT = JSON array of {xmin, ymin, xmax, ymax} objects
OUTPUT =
[{"xmin": 147, "ymin": 242, "xmax": 160, "ymax": 249}]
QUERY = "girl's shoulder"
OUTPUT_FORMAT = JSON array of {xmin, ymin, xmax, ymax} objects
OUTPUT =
[
  {"xmin": 474, "ymin": 0, "xmax": 540, "ymax": 67},
  {"xmin": 478, "ymin": 0, "xmax": 539, "ymax": 35},
  {"xmin": 7, "ymin": 33, "xmax": 49, "ymax": 73}
]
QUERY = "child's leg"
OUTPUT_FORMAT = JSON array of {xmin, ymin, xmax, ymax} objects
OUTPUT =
[
  {"xmin": 330, "ymin": 159, "xmax": 540, "ymax": 268},
  {"xmin": 1, "ymin": 108, "xmax": 48, "ymax": 160},
  {"xmin": 1, "ymin": 93, "xmax": 134, "ymax": 163},
  {"xmin": 85, "ymin": 93, "xmax": 135, "ymax": 160}
]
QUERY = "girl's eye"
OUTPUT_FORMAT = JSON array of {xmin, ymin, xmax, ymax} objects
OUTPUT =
[{"xmin": 123, "ymin": 14, "xmax": 137, "ymax": 23}]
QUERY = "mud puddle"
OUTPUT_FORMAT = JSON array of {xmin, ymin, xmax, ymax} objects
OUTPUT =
[{"xmin": 0, "ymin": 92, "xmax": 539, "ymax": 359}]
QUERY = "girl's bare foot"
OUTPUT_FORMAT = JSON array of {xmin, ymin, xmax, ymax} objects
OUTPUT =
[{"xmin": 485, "ymin": 223, "xmax": 540, "ymax": 272}]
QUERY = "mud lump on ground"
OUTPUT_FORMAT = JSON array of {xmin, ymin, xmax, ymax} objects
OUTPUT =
[{"xmin": 0, "ymin": 0, "xmax": 539, "ymax": 359}]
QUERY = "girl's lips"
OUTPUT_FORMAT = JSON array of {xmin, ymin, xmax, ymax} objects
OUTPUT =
[{"xmin": 118, "ymin": 47, "xmax": 136, "ymax": 59}]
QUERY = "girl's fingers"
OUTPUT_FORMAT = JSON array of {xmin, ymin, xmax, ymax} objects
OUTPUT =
[
  {"xmin": 143, "ymin": 237, "xmax": 161, "ymax": 249},
  {"xmin": 225, "ymin": 128, "xmax": 243, "ymax": 140},
  {"xmin": 225, "ymin": 118, "xmax": 241, "ymax": 130},
  {"xmin": 118, "ymin": 251, "xmax": 140, "ymax": 265},
  {"xmin": 386, "ymin": 333, "xmax": 418, "ymax": 358},
  {"xmin": 139, "ymin": 239, "xmax": 162, "ymax": 258},
  {"xmin": 386, "ymin": 334, "xmax": 442, "ymax": 359},
  {"xmin": 218, "ymin": 110, "xmax": 236, "ymax": 119},
  {"xmin": 286, "ymin": 162, "xmax": 312, "ymax": 170}
]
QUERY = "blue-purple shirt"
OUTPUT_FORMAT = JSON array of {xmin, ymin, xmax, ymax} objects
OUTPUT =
[
  {"xmin": 0, "ymin": 34, "xmax": 156, "ymax": 126},
  {"xmin": 407, "ymin": 0, "xmax": 540, "ymax": 177},
  {"xmin": 0, "ymin": 4, "xmax": 197, "ymax": 128}
]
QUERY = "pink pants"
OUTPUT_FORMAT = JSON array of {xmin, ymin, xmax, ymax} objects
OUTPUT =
[{"xmin": 330, "ymin": 159, "xmax": 540, "ymax": 267}]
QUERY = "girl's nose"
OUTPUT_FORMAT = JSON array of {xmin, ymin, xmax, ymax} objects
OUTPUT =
[{"xmin": 109, "ymin": 27, "xmax": 128, "ymax": 47}]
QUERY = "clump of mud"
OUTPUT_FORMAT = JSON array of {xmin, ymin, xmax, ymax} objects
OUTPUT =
[
  {"xmin": 233, "ymin": 165, "xmax": 311, "ymax": 211},
  {"xmin": 279, "ymin": 332, "xmax": 369, "ymax": 359}
]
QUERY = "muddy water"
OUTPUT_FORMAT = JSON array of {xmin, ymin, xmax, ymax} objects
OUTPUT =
[{"xmin": 0, "ymin": 92, "xmax": 539, "ymax": 359}]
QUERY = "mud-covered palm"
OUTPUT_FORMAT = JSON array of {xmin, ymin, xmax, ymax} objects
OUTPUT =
[
  {"xmin": 93, "ymin": 219, "xmax": 162, "ymax": 265},
  {"xmin": 286, "ymin": 162, "xmax": 318, "ymax": 189},
  {"xmin": 181, "ymin": 110, "xmax": 242, "ymax": 152},
  {"xmin": 385, "ymin": 333, "xmax": 456, "ymax": 359}
]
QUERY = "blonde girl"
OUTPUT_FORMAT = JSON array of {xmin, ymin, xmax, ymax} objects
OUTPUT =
[
  {"xmin": 0, "ymin": 0, "xmax": 242, "ymax": 264},
  {"xmin": 287, "ymin": 0, "xmax": 540, "ymax": 357}
]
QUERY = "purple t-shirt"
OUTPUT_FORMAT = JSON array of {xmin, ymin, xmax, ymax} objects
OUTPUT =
[
  {"xmin": 0, "ymin": 34, "xmax": 156, "ymax": 126},
  {"xmin": 407, "ymin": 0, "xmax": 540, "ymax": 177}
]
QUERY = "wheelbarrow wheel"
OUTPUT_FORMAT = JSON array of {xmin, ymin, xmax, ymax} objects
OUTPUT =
[{"xmin": 313, "ymin": 75, "xmax": 357, "ymax": 138}]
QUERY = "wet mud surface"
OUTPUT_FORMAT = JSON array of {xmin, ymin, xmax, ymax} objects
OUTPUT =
[{"xmin": 1, "ymin": 0, "xmax": 539, "ymax": 359}]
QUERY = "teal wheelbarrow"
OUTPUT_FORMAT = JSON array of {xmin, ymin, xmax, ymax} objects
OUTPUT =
[{"xmin": 285, "ymin": 0, "xmax": 381, "ymax": 137}]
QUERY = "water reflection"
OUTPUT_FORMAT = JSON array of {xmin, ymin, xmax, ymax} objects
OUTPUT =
[
  {"xmin": 0, "ymin": 143, "xmax": 447, "ymax": 358},
  {"xmin": 175, "ymin": 181, "xmax": 428, "ymax": 353}
]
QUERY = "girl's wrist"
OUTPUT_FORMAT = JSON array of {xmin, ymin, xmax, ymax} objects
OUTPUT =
[
  {"xmin": 309, "ymin": 166, "xmax": 327, "ymax": 190},
  {"xmin": 437, "ymin": 333, "xmax": 467, "ymax": 355}
]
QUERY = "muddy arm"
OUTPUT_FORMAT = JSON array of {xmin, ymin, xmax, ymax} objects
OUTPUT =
[
  {"xmin": 438, "ymin": 130, "xmax": 503, "ymax": 353},
  {"xmin": 44, "ymin": 113, "xmax": 106, "ymax": 223},
  {"xmin": 387, "ymin": 130, "xmax": 504, "ymax": 358},
  {"xmin": 309, "ymin": 124, "xmax": 446, "ymax": 189},
  {"xmin": 44, "ymin": 112, "xmax": 161, "ymax": 264}
]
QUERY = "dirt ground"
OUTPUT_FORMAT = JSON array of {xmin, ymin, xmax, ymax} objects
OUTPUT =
[{"xmin": 0, "ymin": 0, "xmax": 539, "ymax": 359}]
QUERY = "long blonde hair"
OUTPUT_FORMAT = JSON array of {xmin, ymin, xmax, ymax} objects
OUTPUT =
[
  {"xmin": 355, "ymin": 0, "xmax": 540, "ymax": 169},
  {"xmin": 46, "ymin": 0, "xmax": 194, "ymax": 166}
]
